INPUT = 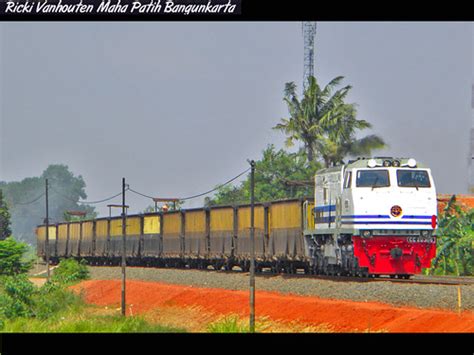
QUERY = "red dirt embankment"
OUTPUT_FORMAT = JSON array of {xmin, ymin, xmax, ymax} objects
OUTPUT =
[
  {"xmin": 71, "ymin": 280, "xmax": 474, "ymax": 332},
  {"xmin": 438, "ymin": 194, "xmax": 474, "ymax": 213}
]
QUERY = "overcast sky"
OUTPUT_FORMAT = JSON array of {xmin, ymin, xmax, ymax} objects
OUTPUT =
[{"xmin": 0, "ymin": 22, "xmax": 472, "ymax": 216}]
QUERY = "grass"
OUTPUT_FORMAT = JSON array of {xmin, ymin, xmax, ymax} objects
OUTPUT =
[
  {"xmin": 2, "ymin": 313, "xmax": 185, "ymax": 333},
  {"xmin": 207, "ymin": 315, "xmax": 251, "ymax": 333},
  {"xmin": 0, "ymin": 261, "xmax": 186, "ymax": 333},
  {"xmin": 1, "ymin": 300, "xmax": 186, "ymax": 333},
  {"xmin": 205, "ymin": 314, "xmax": 335, "ymax": 333}
]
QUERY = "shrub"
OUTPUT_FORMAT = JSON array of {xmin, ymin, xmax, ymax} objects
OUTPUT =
[
  {"xmin": 32, "ymin": 282, "xmax": 83, "ymax": 320},
  {"xmin": 430, "ymin": 195, "xmax": 474, "ymax": 276},
  {"xmin": 0, "ymin": 237, "xmax": 32, "ymax": 276},
  {"xmin": 0, "ymin": 274, "xmax": 35, "ymax": 319},
  {"xmin": 51, "ymin": 259, "xmax": 89, "ymax": 285}
]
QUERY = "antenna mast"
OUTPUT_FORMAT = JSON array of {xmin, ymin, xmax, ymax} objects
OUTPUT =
[{"xmin": 302, "ymin": 21, "xmax": 317, "ymax": 92}]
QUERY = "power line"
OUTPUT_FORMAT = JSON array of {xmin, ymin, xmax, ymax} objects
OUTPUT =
[
  {"xmin": 50, "ymin": 186, "xmax": 128, "ymax": 205},
  {"xmin": 179, "ymin": 167, "xmax": 251, "ymax": 201},
  {"xmin": 14, "ymin": 193, "xmax": 45, "ymax": 206},
  {"xmin": 128, "ymin": 167, "xmax": 251, "ymax": 202},
  {"xmin": 128, "ymin": 188, "xmax": 155, "ymax": 199}
]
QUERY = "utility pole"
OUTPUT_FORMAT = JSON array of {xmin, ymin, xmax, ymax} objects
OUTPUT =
[
  {"xmin": 121, "ymin": 177, "xmax": 127, "ymax": 316},
  {"xmin": 249, "ymin": 160, "xmax": 256, "ymax": 333},
  {"xmin": 45, "ymin": 179, "xmax": 50, "ymax": 282}
]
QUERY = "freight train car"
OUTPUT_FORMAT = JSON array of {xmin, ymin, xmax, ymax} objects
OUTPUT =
[
  {"xmin": 36, "ymin": 157, "xmax": 438, "ymax": 278},
  {"xmin": 36, "ymin": 199, "xmax": 310, "ymax": 273}
]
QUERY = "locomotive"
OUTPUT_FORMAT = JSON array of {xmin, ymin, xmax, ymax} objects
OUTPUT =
[
  {"xmin": 305, "ymin": 157, "xmax": 437, "ymax": 278},
  {"xmin": 36, "ymin": 157, "xmax": 437, "ymax": 278}
]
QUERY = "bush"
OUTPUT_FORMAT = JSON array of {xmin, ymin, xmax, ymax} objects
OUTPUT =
[
  {"xmin": 32, "ymin": 282, "xmax": 83, "ymax": 320},
  {"xmin": 0, "ymin": 274, "xmax": 36, "ymax": 319},
  {"xmin": 51, "ymin": 259, "xmax": 89, "ymax": 285},
  {"xmin": 430, "ymin": 196, "xmax": 474, "ymax": 276},
  {"xmin": 0, "ymin": 237, "xmax": 32, "ymax": 276},
  {"xmin": 0, "ymin": 253, "xmax": 91, "ymax": 330}
]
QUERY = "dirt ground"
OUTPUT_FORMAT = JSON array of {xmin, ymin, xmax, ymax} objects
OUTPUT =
[
  {"xmin": 71, "ymin": 279, "xmax": 474, "ymax": 333},
  {"xmin": 29, "ymin": 278, "xmax": 47, "ymax": 287}
]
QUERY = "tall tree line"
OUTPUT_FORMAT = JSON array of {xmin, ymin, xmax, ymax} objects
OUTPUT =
[{"xmin": 0, "ymin": 164, "xmax": 96, "ymax": 245}]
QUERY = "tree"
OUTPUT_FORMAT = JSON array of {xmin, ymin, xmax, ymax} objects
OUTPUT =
[
  {"xmin": 430, "ymin": 195, "xmax": 474, "ymax": 276},
  {"xmin": 0, "ymin": 189, "xmax": 12, "ymax": 240},
  {"xmin": 207, "ymin": 145, "xmax": 321, "ymax": 206},
  {"xmin": 274, "ymin": 76, "xmax": 386, "ymax": 168},
  {"xmin": 1, "ymin": 165, "xmax": 96, "ymax": 245}
]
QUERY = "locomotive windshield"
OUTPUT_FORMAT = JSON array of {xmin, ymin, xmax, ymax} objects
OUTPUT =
[
  {"xmin": 397, "ymin": 170, "xmax": 431, "ymax": 188},
  {"xmin": 356, "ymin": 170, "xmax": 390, "ymax": 187}
]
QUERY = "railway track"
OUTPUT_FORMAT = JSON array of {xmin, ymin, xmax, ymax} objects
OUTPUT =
[
  {"xmin": 267, "ymin": 273, "xmax": 474, "ymax": 286},
  {"xmin": 36, "ymin": 261, "xmax": 474, "ymax": 286},
  {"xmin": 202, "ymin": 268, "xmax": 474, "ymax": 286}
]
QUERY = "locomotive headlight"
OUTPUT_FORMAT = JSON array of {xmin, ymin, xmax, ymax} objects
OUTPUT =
[
  {"xmin": 367, "ymin": 159, "xmax": 377, "ymax": 168},
  {"xmin": 407, "ymin": 158, "xmax": 417, "ymax": 168},
  {"xmin": 383, "ymin": 160, "xmax": 392, "ymax": 167},
  {"xmin": 361, "ymin": 230, "xmax": 372, "ymax": 238},
  {"xmin": 392, "ymin": 160, "xmax": 400, "ymax": 167}
]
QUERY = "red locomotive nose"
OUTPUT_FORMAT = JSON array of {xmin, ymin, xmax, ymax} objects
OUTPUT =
[{"xmin": 431, "ymin": 215, "xmax": 437, "ymax": 229}]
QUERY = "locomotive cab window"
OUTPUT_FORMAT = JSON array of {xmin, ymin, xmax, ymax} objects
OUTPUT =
[
  {"xmin": 355, "ymin": 170, "xmax": 390, "ymax": 188},
  {"xmin": 397, "ymin": 170, "xmax": 431, "ymax": 188}
]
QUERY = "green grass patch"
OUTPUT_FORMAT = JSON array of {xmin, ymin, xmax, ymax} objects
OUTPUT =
[
  {"xmin": 1, "ymin": 281, "xmax": 185, "ymax": 332},
  {"xmin": 0, "ymin": 260, "xmax": 185, "ymax": 333},
  {"xmin": 207, "ymin": 315, "xmax": 256, "ymax": 333},
  {"xmin": 1, "ymin": 310, "xmax": 185, "ymax": 333}
]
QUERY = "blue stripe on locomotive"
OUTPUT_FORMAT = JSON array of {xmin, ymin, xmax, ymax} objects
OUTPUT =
[{"xmin": 313, "ymin": 205, "xmax": 433, "ymax": 225}]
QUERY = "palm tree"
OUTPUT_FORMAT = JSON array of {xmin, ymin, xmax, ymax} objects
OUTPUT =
[{"xmin": 274, "ymin": 76, "xmax": 386, "ymax": 168}]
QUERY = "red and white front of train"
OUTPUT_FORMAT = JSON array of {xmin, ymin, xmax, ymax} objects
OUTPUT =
[{"xmin": 344, "ymin": 158, "xmax": 437, "ymax": 276}]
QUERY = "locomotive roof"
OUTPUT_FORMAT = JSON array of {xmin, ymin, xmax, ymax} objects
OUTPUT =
[
  {"xmin": 316, "ymin": 157, "xmax": 428, "ymax": 175},
  {"xmin": 345, "ymin": 157, "xmax": 427, "ymax": 169}
]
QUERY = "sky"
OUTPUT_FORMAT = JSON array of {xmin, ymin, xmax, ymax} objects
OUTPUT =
[{"xmin": 0, "ymin": 22, "xmax": 472, "ymax": 216}]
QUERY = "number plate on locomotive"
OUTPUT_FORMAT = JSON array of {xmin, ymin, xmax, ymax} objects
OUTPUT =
[{"xmin": 407, "ymin": 236, "xmax": 435, "ymax": 243}]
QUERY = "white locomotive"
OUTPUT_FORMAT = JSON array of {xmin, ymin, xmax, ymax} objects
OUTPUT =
[{"xmin": 304, "ymin": 157, "xmax": 438, "ymax": 277}]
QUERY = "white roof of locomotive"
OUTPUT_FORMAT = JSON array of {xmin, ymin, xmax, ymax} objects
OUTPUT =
[{"xmin": 315, "ymin": 157, "xmax": 428, "ymax": 175}]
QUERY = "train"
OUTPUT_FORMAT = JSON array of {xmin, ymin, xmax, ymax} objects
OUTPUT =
[{"xmin": 36, "ymin": 157, "xmax": 438, "ymax": 278}]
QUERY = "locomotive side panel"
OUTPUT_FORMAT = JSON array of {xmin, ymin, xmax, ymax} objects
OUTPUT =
[{"xmin": 314, "ymin": 167, "xmax": 343, "ymax": 231}]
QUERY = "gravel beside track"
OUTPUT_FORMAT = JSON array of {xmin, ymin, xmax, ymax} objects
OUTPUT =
[{"xmin": 88, "ymin": 266, "xmax": 474, "ymax": 312}]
